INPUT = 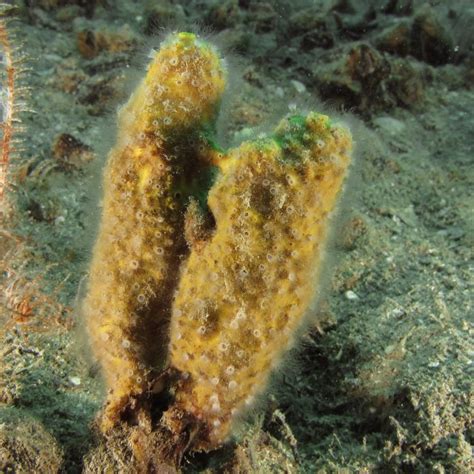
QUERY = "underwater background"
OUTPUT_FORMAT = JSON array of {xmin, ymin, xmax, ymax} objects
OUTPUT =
[{"xmin": 0, "ymin": 0, "xmax": 472, "ymax": 472}]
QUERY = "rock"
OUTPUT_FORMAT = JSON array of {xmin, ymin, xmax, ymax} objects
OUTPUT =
[
  {"xmin": 288, "ymin": 7, "xmax": 334, "ymax": 50},
  {"xmin": 143, "ymin": 2, "xmax": 186, "ymax": 35},
  {"xmin": 411, "ymin": 5, "xmax": 454, "ymax": 65},
  {"xmin": 249, "ymin": 2, "xmax": 277, "ymax": 34},
  {"xmin": 222, "ymin": 420, "xmax": 299, "ymax": 473},
  {"xmin": 77, "ymin": 72, "xmax": 126, "ymax": 116},
  {"xmin": 55, "ymin": 5, "xmax": 83, "ymax": 22},
  {"xmin": 52, "ymin": 133, "xmax": 95, "ymax": 170},
  {"xmin": 205, "ymin": 0, "xmax": 241, "ymax": 31},
  {"xmin": 27, "ymin": 0, "xmax": 99, "ymax": 18},
  {"xmin": 301, "ymin": 28, "xmax": 334, "ymax": 50},
  {"xmin": 397, "ymin": 205, "xmax": 418, "ymax": 227},
  {"xmin": 214, "ymin": 27, "xmax": 251, "ymax": 53},
  {"xmin": 0, "ymin": 409, "xmax": 63, "ymax": 473},
  {"xmin": 386, "ymin": 58, "xmax": 424, "ymax": 108},
  {"xmin": 77, "ymin": 25, "xmax": 137, "ymax": 59},
  {"xmin": 375, "ymin": 20, "xmax": 412, "ymax": 57},
  {"xmin": 312, "ymin": 42, "xmax": 424, "ymax": 113},
  {"xmin": 382, "ymin": 0, "xmax": 413, "ymax": 16},
  {"xmin": 333, "ymin": 2, "xmax": 378, "ymax": 40},
  {"xmin": 466, "ymin": 59, "xmax": 474, "ymax": 87},
  {"xmin": 329, "ymin": 0, "xmax": 356, "ymax": 15},
  {"xmin": 331, "ymin": 43, "xmax": 391, "ymax": 110},
  {"xmin": 55, "ymin": 58, "xmax": 88, "ymax": 94},
  {"xmin": 375, "ymin": 7, "xmax": 455, "ymax": 66},
  {"xmin": 288, "ymin": 7, "xmax": 327, "ymax": 34},
  {"xmin": 373, "ymin": 116, "xmax": 406, "ymax": 135}
]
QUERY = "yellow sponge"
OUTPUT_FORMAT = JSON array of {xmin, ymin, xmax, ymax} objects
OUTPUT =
[
  {"xmin": 84, "ymin": 31, "xmax": 352, "ymax": 457},
  {"xmin": 83, "ymin": 32, "xmax": 226, "ymax": 432},
  {"xmin": 168, "ymin": 112, "xmax": 352, "ymax": 449}
]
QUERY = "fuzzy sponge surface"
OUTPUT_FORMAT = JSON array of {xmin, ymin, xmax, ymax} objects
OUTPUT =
[
  {"xmin": 169, "ymin": 113, "xmax": 352, "ymax": 448},
  {"xmin": 84, "ymin": 31, "xmax": 352, "ymax": 451},
  {"xmin": 83, "ymin": 32, "xmax": 226, "ymax": 432}
]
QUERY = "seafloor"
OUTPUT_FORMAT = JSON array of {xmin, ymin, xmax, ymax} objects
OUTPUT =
[{"xmin": 0, "ymin": 0, "xmax": 472, "ymax": 472}]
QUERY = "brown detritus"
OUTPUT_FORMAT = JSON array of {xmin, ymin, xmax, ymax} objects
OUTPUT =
[
  {"xmin": 144, "ymin": 406, "xmax": 203, "ymax": 467},
  {"xmin": 77, "ymin": 25, "xmax": 136, "ymax": 59},
  {"xmin": 311, "ymin": 44, "xmax": 387, "ymax": 112},
  {"xmin": 222, "ymin": 422, "xmax": 299, "ymax": 473},
  {"xmin": 346, "ymin": 43, "xmax": 391, "ymax": 108},
  {"xmin": 242, "ymin": 65, "xmax": 264, "ymax": 87},
  {"xmin": 86, "ymin": 370, "xmax": 206, "ymax": 473},
  {"xmin": 83, "ymin": 424, "xmax": 137, "ymax": 473},
  {"xmin": 340, "ymin": 215, "xmax": 367, "ymax": 251},
  {"xmin": 311, "ymin": 299, "xmax": 337, "ymax": 335},
  {"xmin": 84, "ymin": 417, "xmax": 197, "ymax": 474},
  {"xmin": 184, "ymin": 199, "xmax": 214, "ymax": 252},
  {"xmin": 313, "ymin": 42, "xmax": 424, "ymax": 113},
  {"xmin": 54, "ymin": 59, "xmax": 88, "ymax": 94},
  {"xmin": 384, "ymin": 158, "xmax": 401, "ymax": 174},
  {"xmin": 0, "ymin": 244, "xmax": 73, "ymax": 335},
  {"xmin": 231, "ymin": 101, "xmax": 265, "ymax": 127},
  {"xmin": 52, "ymin": 133, "xmax": 95, "ymax": 171},
  {"xmin": 76, "ymin": 32, "xmax": 94, "ymax": 59},
  {"xmin": 84, "ymin": 369, "xmax": 205, "ymax": 474},
  {"xmin": 0, "ymin": 409, "xmax": 64, "ymax": 473},
  {"xmin": 339, "ymin": 272, "xmax": 362, "ymax": 293},
  {"xmin": 77, "ymin": 72, "xmax": 125, "ymax": 115}
]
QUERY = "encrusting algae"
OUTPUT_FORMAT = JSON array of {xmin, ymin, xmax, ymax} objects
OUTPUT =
[{"xmin": 83, "ymin": 31, "xmax": 352, "ymax": 467}]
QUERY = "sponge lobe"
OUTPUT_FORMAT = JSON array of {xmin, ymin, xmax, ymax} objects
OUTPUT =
[
  {"xmin": 83, "ymin": 32, "xmax": 226, "ymax": 432},
  {"xmin": 169, "ymin": 112, "xmax": 352, "ymax": 449}
]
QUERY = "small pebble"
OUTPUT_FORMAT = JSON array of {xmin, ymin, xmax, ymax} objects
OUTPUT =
[
  {"xmin": 344, "ymin": 290, "xmax": 359, "ymax": 301},
  {"xmin": 69, "ymin": 376, "xmax": 81, "ymax": 386},
  {"xmin": 275, "ymin": 86, "xmax": 284, "ymax": 98},
  {"xmin": 373, "ymin": 116, "xmax": 406, "ymax": 135},
  {"xmin": 290, "ymin": 80, "xmax": 306, "ymax": 94},
  {"xmin": 390, "ymin": 308, "xmax": 405, "ymax": 318}
]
